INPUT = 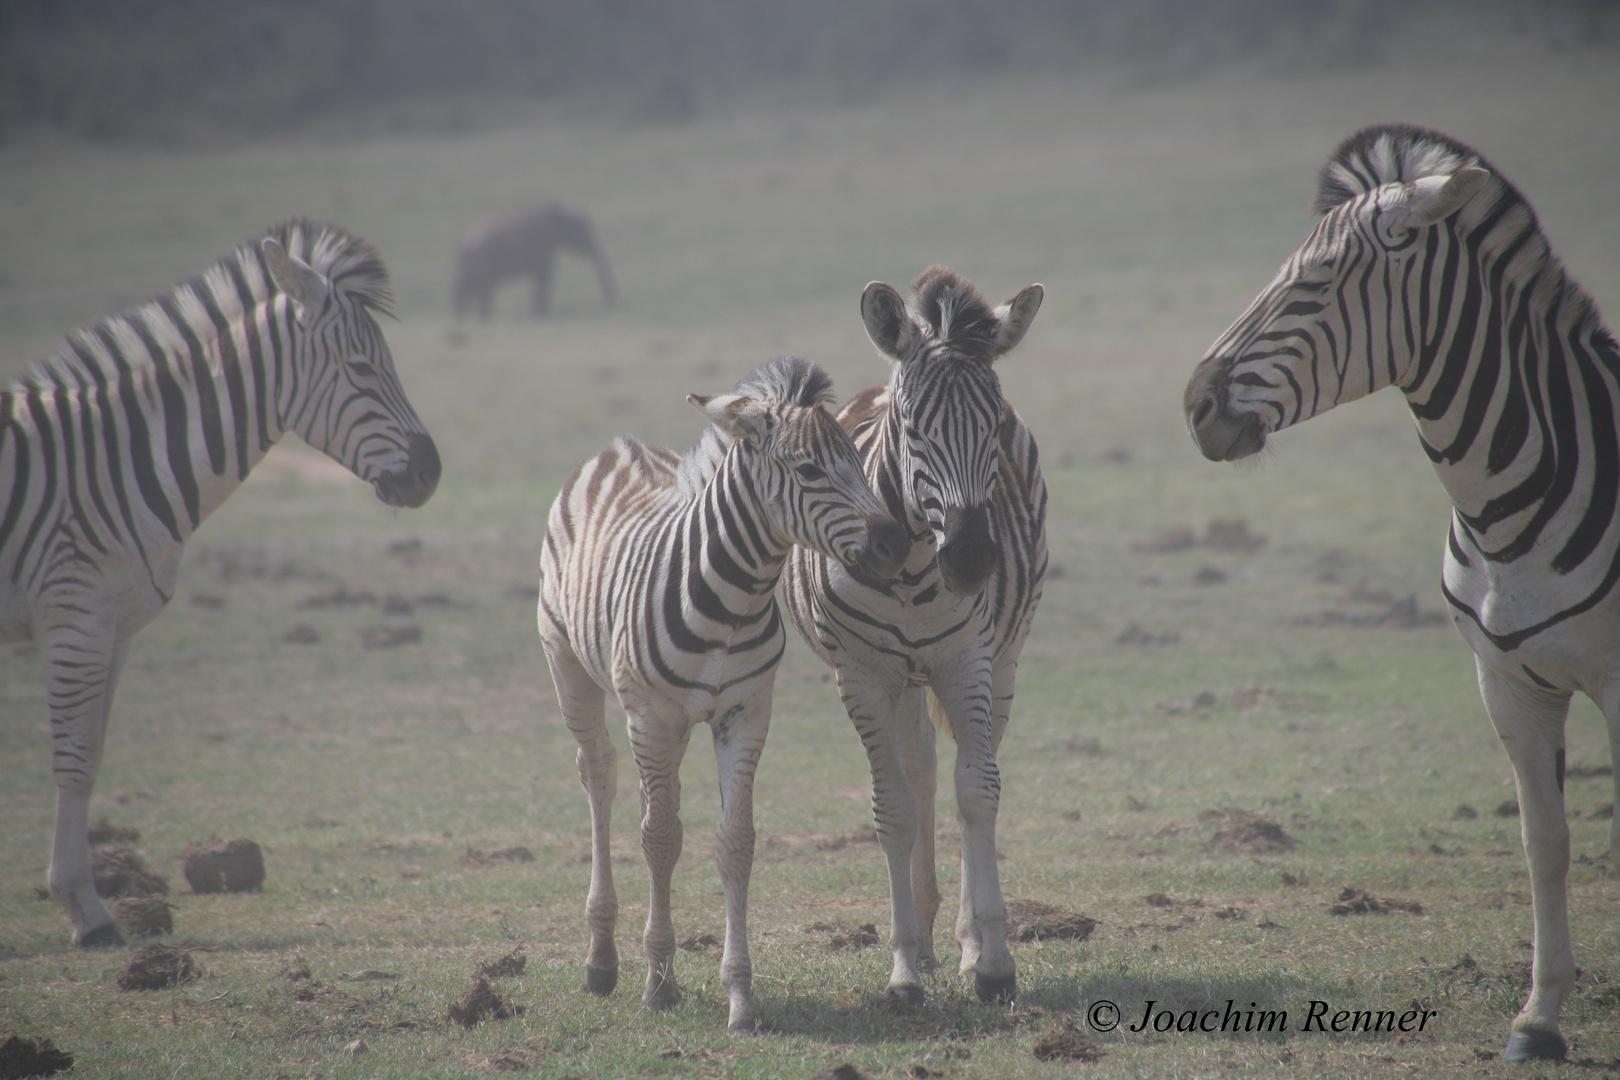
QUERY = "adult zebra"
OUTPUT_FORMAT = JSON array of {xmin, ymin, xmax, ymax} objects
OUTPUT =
[
  {"xmin": 782, "ymin": 268, "xmax": 1046, "ymax": 1006},
  {"xmin": 2, "ymin": 219, "xmax": 440, "ymax": 948},
  {"xmin": 539, "ymin": 356, "xmax": 909, "ymax": 1032},
  {"xmin": 1184, "ymin": 124, "xmax": 1619, "ymax": 1062}
]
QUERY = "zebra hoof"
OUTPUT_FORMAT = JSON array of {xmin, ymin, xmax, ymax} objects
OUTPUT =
[
  {"xmin": 77, "ymin": 922, "xmax": 127, "ymax": 949},
  {"xmin": 974, "ymin": 970, "xmax": 1017, "ymax": 1004},
  {"xmin": 1503, "ymin": 1029, "xmax": 1567, "ymax": 1062},
  {"xmin": 584, "ymin": 964, "xmax": 618, "ymax": 996},
  {"xmin": 885, "ymin": 983, "xmax": 926, "ymax": 1009},
  {"xmin": 644, "ymin": 976, "xmax": 682, "ymax": 1012},
  {"xmin": 728, "ymin": 1013, "xmax": 760, "ymax": 1035}
]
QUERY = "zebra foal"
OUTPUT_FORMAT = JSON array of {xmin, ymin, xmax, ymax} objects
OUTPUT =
[
  {"xmin": 782, "ymin": 268, "xmax": 1046, "ymax": 1005},
  {"xmin": 538, "ymin": 356, "xmax": 908, "ymax": 1032},
  {"xmin": 2, "ymin": 220, "xmax": 440, "ymax": 947},
  {"xmin": 1184, "ymin": 124, "xmax": 1619, "ymax": 1062}
]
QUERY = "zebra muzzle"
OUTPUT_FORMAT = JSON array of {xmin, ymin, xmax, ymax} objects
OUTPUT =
[
  {"xmin": 373, "ymin": 433, "xmax": 442, "ymax": 508},
  {"xmin": 856, "ymin": 516, "xmax": 911, "ymax": 580},
  {"xmin": 938, "ymin": 504, "xmax": 994, "ymax": 596},
  {"xmin": 1184, "ymin": 365, "xmax": 1268, "ymax": 462}
]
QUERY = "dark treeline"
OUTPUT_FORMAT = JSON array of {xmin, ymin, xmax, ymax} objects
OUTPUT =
[{"xmin": 1, "ymin": 0, "xmax": 1614, "ymax": 143}]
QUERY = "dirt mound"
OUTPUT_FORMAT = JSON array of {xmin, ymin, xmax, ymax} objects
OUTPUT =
[
  {"xmin": 809, "ymin": 1067, "xmax": 871, "ymax": 1080},
  {"xmin": 477, "ymin": 947, "xmax": 527, "ymax": 979},
  {"xmin": 1201, "ymin": 808, "xmax": 1296, "ymax": 853},
  {"xmin": 90, "ymin": 846, "xmax": 168, "ymax": 898},
  {"xmin": 447, "ymin": 976, "xmax": 523, "ymax": 1027},
  {"xmin": 117, "ymin": 945, "xmax": 200, "ymax": 991},
  {"xmin": 805, "ymin": 921, "xmax": 879, "ymax": 950},
  {"xmin": 361, "ymin": 624, "xmax": 421, "ymax": 649},
  {"xmin": 181, "ymin": 838, "xmax": 265, "ymax": 893},
  {"xmin": 1329, "ymin": 887, "xmax": 1423, "ymax": 916},
  {"xmin": 458, "ymin": 846, "xmax": 535, "ymax": 867},
  {"xmin": 87, "ymin": 817, "xmax": 139, "ymax": 846},
  {"xmin": 1004, "ymin": 899, "xmax": 1096, "ymax": 943},
  {"xmin": 1032, "ymin": 1016, "xmax": 1105, "ymax": 1062},
  {"xmin": 0, "ymin": 1034, "xmax": 73, "ymax": 1079},
  {"xmin": 678, "ymin": 933, "xmax": 721, "ymax": 953},
  {"xmin": 110, "ymin": 896, "xmax": 173, "ymax": 938}
]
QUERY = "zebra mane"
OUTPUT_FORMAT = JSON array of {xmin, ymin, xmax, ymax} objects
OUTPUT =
[
  {"xmin": 1312, "ymin": 124, "xmax": 1519, "ymax": 215},
  {"xmin": 673, "ymin": 356, "xmax": 835, "ymax": 499},
  {"xmin": 911, "ymin": 266, "xmax": 1000, "ymax": 364},
  {"xmin": 16, "ymin": 218, "xmax": 393, "ymax": 391}
]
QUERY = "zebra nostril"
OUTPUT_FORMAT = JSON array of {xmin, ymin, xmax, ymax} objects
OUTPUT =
[{"xmin": 1191, "ymin": 398, "xmax": 1215, "ymax": 428}]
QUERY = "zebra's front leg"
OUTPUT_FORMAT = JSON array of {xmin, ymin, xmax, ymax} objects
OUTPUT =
[
  {"xmin": 710, "ymin": 698, "xmax": 772, "ymax": 1033},
  {"xmin": 935, "ymin": 661, "xmax": 1014, "ymax": 1003},
  {"xmin": 897, "ymin": 688, "xmax": 941, "ymax": 971},
  {"xmin": 1478, "ymin": 662, "xmax": 1574, "ymax": 1062},
  {"xmin": 838, "ymin": 666, "xmax": 925, "ymax": 1005},
  {"xmin": 547, "ymin": 644, "xmax": 620, "ymax": 995},
  {"xmin": 631, "ymin": 710, "xmax": 691, "ymax": 1013},
  {"xmin": 43, "ymin": 628, "xmax": 130, "ymax": 948}
]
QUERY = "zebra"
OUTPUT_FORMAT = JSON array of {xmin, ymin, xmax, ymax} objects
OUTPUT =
[
  {"xmin": 538, "ymin": 356, "xmax": 909, "ymax": 1033},
  {"xmin": 1184, "ymin": 124, "xmax": 1620, "ymax": 1063},
  {"xmin": 781, "ymin": 267, "xmax": 1047, "ymax": 1006},
  {"xmin": 2, "ymin": 219, "xmax": 440, "ymax": 948}
]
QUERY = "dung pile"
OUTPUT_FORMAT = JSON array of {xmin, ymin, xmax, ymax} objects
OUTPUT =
[
  {"xmin": 447, "ymin": 976, "xmax": 523, "ymax": 1027},
  {"xmin": 110, "ymin": 896, "xmax": 173, "ymax": 938},
  {"xmin": 117, "ymin": 945, "xmax": 200, "ymax": 991},
  {"xmin": 90, "ymin": 846, "xmax": 168, "ymax": 898},
  {"xmin": 1004, "ymin": 899, "xmax": 1097, "ymax": 943},
  {"xmin": 0, "ymin": 1034, "xmax": 73, "ymax": 1079},
  {"xmin": 181, "ymin": 838, "xmax": 265, "ymax": 893}
]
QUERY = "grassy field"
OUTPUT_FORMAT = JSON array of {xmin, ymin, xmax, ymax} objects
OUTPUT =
[{"xmin": 3, "ymin": 32, "xmax": 1620, "ymax": 1079}]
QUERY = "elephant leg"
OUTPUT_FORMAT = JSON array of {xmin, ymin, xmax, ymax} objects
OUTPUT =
[
  {"xmin": 545, "ymin": 643, "xmax": 619, "ymax": 995},
  {"xmin": 711, "ymin": 697, "xmax": 772, "ymax": 1032},
  {"xmin": 935, "ymin": 656, "xmax": 1015, "ymax": 1003},
  {"xmin": 43, "ymin": 624, "xmax": 129, "ymax": 948},
  {"xmin": 837, "ymin": 664, "xmax": 924, "ymax": 1005},
  {"xmin": 1477, "ymin": 661, "xmax": 1573, "ymax": 1063},
  {"xmin": 630, "ymin": 705, "xmax": 690, "ymax": 1012},
  {"xmin": 898, "ymin": 688, "xmax": 940, "ymax": 971}
]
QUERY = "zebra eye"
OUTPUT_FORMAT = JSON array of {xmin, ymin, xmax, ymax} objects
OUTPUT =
[
  {"xmin": 794, "ymin": 462, "xmax": 826, "ymax": 481},
  {"xmin": 347, "ymin": 359, "xmax": 377, "ymax": 379}
]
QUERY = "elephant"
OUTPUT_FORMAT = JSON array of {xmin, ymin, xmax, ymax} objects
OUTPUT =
[{"xmin": 452, "ymin": 204, "xmax": 617, "ymax": 318}]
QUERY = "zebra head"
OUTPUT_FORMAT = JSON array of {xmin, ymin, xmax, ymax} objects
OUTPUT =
[
  {"xmin": 1185, "ymin": 125, "xmax": 1496, "ymax": 462},
  {"xmin": 261, "ymin": 223, "xmax": 441, "ymax": 508},
  {"xmin": 688, "ymin": 357, "xmax": 909, "ymax": 579},
  {"xmin": 863, "ymin": 268, "xmax": 1043, "ymax": 595}
]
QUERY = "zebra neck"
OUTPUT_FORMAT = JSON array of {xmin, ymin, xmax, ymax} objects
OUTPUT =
[
  {"xmin": 872, "ymin": 404, "xmax": 931, "ymax": 542},
  {"xmin": 683, "ymin": 446, "xmax": 789, "ymax": 629}
]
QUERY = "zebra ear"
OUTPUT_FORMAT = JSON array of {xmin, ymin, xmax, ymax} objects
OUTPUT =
[
  {"xmin": 1405, "ymin": 168, "xmax": 1490, "ymax": 227},
  {"xmin": 992, "ymin": 284, "xmax": 1044, "ymax": 356},
  {"xmin": 261, "ymin": 238, "xmax": 332, "ymax": 315},
  {"xmin": 861, "ymin": 282, "xmax": 918, "ymax": 361},
  {"xmin": 688, "ymin": 392, "xmax": 768, "ymax": 440}
]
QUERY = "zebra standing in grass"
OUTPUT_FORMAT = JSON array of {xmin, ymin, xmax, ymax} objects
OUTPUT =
[
  {"xmin": 781, "ymin": 268, "xmax": 1047, "ymax": 1006},
  {"xmin": 538, "ymin": 356, "xmax": 908, "ymax": 1033},
  {"xmin": 1184, "ymin": 124, "xmax": 1620, "ymax": 1062},
  {"xmin": 2, "ymin": 219, "xmax": 440, "ymax": 948}
]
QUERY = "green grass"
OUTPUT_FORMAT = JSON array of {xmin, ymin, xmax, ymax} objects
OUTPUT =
[{"xmin": 4, "ymin": 34, "xmax": 1620, "ymax": 1078}]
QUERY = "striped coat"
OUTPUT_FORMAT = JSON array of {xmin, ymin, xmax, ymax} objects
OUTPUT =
[
  {"xmin": 538, "ymin": 356, "xmax": 907, "ymax": 1032},
  {"xmin": 3, "ymin": 220, "xmax": 439, "ymax": 946},
  {"xmin": 1184, "ymin": 124, "xmax": 1620, "ymax": 1062},
  {"xmin": 782, "ymin": 268, "xmax": 1047, "ymax": 1006}
]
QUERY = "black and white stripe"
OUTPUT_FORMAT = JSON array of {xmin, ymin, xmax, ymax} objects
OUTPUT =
[
  {"xmin": 781, "ymin": 267, "xmax": 1047, "ymax": 1006},
  {"xmin": 537, "ymin": 356, "xmax": 907, "ymax": 1032},
  {"xmin": 1184, "ymin": 124, "xmax": 1620, "ymax": 1063},
  {"xmin": 3, "ymin": 219, "xmax": 439, "ymax": 947}
]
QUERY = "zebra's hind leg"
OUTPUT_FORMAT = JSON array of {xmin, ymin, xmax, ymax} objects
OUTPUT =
[
  {"xmin": 1477, "ymin": 662, "xmax": 1574, "ymax": 1062},
  {"xmin": 630, "ymin": 705, "xmax": 692, "ymax": 1013},
  {"xmin": 43, "ymin": 629, "xmax": 130, "ymax": 948},
  {"xmin": 710, "ymin": 697, "xmax": 772, "ymax": 1033},
  {"xmin": 545, "ymin": 644, "xmax": 620, "ymax": 995},
  {"xmin": 899, "ymin": 688, "xmax": 941, "ymax": 972}
]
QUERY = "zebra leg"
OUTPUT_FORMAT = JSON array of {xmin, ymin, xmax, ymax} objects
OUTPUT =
[
  {"xmin": 935, "ymin": 661, "xmax": 1014, "ymax": 1003},
  {"xmin": 838, "ymin": 665, "xmax": 925, "ymax": 1005},
  {"xmin": 547, "ymin": 643, "xmax": 621, "ymax": 995},
  {"xmin": 43, "ymin": 628, "xmax": 130, "ymax": 948},
  {"xmin": 1477, "ymin": 662, "xmax": 1574, "ymax": 1062},
  {"xmin": 898, "ymin": 688, "xmax": 940, "ymax": 971},
  {"xmin": 631, "ymin": 707, "xmax": 691, "ymax": 1012},
  {"xmin": 710, "ymin": 698, "xmax": 771, "ymax": 1033}
]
